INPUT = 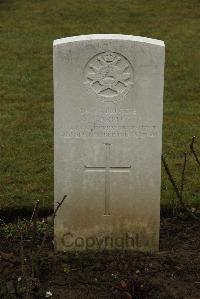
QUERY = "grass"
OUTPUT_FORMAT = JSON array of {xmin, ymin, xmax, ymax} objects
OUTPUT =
[{"xmin": 0, "ymin": 0, "xmax": 200, "ymax": 210}]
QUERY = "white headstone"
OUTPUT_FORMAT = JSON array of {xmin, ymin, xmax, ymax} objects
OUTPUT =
[{"xmin": 54, "ymin": 34, "xmax": 165, "ymax": 251}]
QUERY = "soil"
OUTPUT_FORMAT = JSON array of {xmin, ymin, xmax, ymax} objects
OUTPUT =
[{"xmin": 0, "ymin": 217, "xmax": 199, "ymax": 299}]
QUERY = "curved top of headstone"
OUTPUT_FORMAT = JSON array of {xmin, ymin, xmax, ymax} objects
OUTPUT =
[{"xmin": 53, "ymin": 34, "xmax": 165, "ymax": 47}]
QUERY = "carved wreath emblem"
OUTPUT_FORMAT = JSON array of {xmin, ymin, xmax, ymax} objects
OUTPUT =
[{"xmin": 84, "ymin": 51, "xmax": 133, "ymax": 100}]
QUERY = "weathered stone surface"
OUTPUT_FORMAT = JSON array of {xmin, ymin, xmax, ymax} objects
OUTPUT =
[{"xmin": 54, "ymin": 34, "xmax": 165, "ymax": 251}]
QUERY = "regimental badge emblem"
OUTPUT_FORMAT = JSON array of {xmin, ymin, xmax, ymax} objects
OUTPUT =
[{"xmin": 84, "ymin": 51, "xmax": 134, "ymax": 101}]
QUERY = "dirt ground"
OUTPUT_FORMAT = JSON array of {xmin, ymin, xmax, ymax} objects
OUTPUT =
[{"xmin": 0, "ymin": 217, "xmax": 199, "ymax": 299}]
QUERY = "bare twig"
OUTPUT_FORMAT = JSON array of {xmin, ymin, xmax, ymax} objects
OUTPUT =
[
  {"xmin": 19, "ymin": 228, "xmax": 25, "ymax": 290},
  {"xmin": 30, "ymin": 200, "xmax": 40, "ymax": 278},
  {"xmin": 180, "ymin": 152, "xmax": 187, "ymax": 202},
  {"xmin": 162, "ymin": 155, "xmax": 180, "ymax": 201},
  {"xmin": 162, "ymin": 155, "xmax": 198, "ymax": 220},
  {"xmin": 30, "ymin": 200, "xmax": 40, "ymax": 255},
  {"xmin": 190, "ymin": 136, "xmax": 200, "ymax": 167},
  {"xmin": 30, "ymin": 200, "xmax": 40, "ymax": 222},
  {"xmin": 50, "ymin": 195, "xmax": 67, "ymax": 225},
  {"xmin": 36, "ymin": 195, "xmax": 67, "ymax": 256}
]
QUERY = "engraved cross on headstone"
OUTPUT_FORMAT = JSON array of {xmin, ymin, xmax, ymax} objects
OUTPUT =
[{"xmin": 84, "ymin": 143, "xmax": 131, "ymax": 216}]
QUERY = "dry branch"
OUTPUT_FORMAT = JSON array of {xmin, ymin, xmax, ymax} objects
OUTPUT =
[
  {"xmin": 30, "ymin": 200, "xmax": 40, "ymax": 222},
  {"xmin": 19, "ymin": 228, "xmax": 25, "ymax": 289},
  {"xmin": 161, "ymin": 155, "xmax": 181, "ymax": 201},
  {"xmin": 30, "ymin": 200, "xmax": 40, "ymax": 277},
  {"xmin": 180, "ymin": 152, "xmax": 187, "ymax": 203},
  {"xmin": 162, "ymin": 155, "xmax": 198, "ymax": 220},
  {"xmin": 36, "ymin": 195, "xmax": 67, "ymax": 256},
  {"xmin": 190, "ymin": 136, "xmax": 200, "ymax": 167}
]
